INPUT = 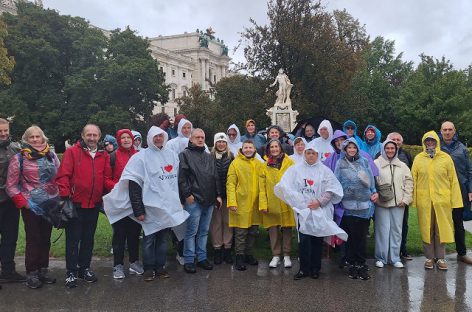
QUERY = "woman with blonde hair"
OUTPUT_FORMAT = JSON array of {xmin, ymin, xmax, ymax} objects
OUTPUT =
[{"xmin": 7, "ymin": 126, "xmax": 60, "ymax": 289}]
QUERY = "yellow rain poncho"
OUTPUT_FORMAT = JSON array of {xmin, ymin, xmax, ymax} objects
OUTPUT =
[
  {"xmin": 226, "ymin": 153, "xmax": 262, "ymax": 228},
  {"xmin": 411, "ymin": 131, "xmax": 463, "ymax": 244},
  {"xmin": 259, "ymin": 155, "xmax": 295, "ymax": 228}
]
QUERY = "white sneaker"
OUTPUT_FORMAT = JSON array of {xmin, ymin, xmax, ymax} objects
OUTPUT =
[
  {"xmin": 393, "ymin": 261, "xmax": 404, "ymax": 268},
  {"xmin": 269, "ymin": 256, "xmax": 281, "ymax": 268},
  {"xmin": 176, "ymin": 254, "xmax": 184, "ymax": 266},
  {"xmin": 375, "ymin": 261, "xmax": 384, "ymax": 268},
  {"xmin": 283, "ymin": 256, "xmax": 292, "ymax": 268}
]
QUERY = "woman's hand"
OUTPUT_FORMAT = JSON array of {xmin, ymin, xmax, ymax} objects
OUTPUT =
[
  {"xmin": 137, "ymin": 214, "xmax": 145, "ymax": 221},
  {"xmin": 228, "ymin": 206, "xmax": 237, "ymax": 212},
  {"xmin": 307, "ymin": 200, "xmax": 321, "ymax": 210},
  {"xmin": 371, "ymin": 192, "xmax": 379, "ymax": 203}
]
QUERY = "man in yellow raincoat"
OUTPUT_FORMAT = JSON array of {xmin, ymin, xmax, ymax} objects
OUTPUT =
[
  {"xmin": 412, "ymin": 131, "xmax": 463, "ymax": 271},
  {"xmin": 227, "ymin": 140, "xmax": 262, "ymax": 271}
]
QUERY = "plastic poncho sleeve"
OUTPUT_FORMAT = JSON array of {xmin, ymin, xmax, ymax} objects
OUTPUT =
[
  {"xmin": 6, "ymin": 154, "xmax": 27, "ymax": 208},
  {"xmin": 226, "ymin": 162, "xmax": 238, "ymax": 208},
  {"xmin": 273, "ymin": 167, "xmax": 306, "ymax": 209},
  {"xmin": 258, "ymin": 166, "xmax": 268, "ymax": 211}
]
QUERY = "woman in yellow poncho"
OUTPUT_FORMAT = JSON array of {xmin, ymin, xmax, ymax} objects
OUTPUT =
[
  {"xmin": 411, "ymin": 131, "xmax": 463, "ymax": 271},
  {"xmin": 259, "ymin": 139, "xmax": 295, "ymax": 269},
  {"xmin": 226, "ymin": 140, "xmax": 262, "ymax": 271}
]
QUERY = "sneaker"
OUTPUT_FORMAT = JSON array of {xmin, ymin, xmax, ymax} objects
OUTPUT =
[
  {"xmin": 269, "ymin": 256, "xmax": 281, "ymax": 268},
  {"xmin": 26, "ymin": 271, "xmax": 43, "ymax": 289},
  {"xmin": 143, "ymin": 270, "xmax": 155, "ymax": 281},
  {"xmin": 401, "ymin": 253, "xmax": 413, "ymax": 261},
  {"xmin": 235, "ymin": 255, "xmax": 246, "ymax": 271},
  {"xmin": 78, "ymin": 268, "xmax": 98, "ymax": 283},
  {"xmin": 283, "ymin": 256, "xmax": 292, "ymax": 268},
  {"xmin": 348, "ymin": 265, "xmax": 358, "ymax": 279},
  {"xmin": 38, "ymin": 268, "xmax": 56, "ymax": 284},
  {"xmin": 393, "ymin": 262, "xmax": 404, "ymax": 269},
  {"xmin": 65, "ymin": 273, "xmax": 77, "ymax": 289},
  {"xmin": 184, "ymin": 263, "xmax": 197, "ymax": 274},
  {"xmin": 358, "ymin": 265, "xmax": 370, "ymax": 280},
  {"xmin": 424, "ymin": 259, "xmax": 434, "ymax": 270},
  {"xmin": 436, "ymin": 259, "xmax": 448, "ymax": 271},
  {"xmin": 196, "ymin": 259, "xmax": 213, "ymax": 270},
  {"xmin": 113, "ymin": 264, "xmax": 125, "ymax": 279},
  {"xmin": 293, "ymin": 271, "xmax": 309, "ymax": 280},
  {"xmin": 375, "ymin": 261, "xmax": 384, "ymax": 268},
  {"xmin": 156, "ymin": 270, "xmax": 170, "ymax": 279},
  {"xmin": 129, "ymin": 261, "xmax": 144, "ymax": 275},
  {"xmin": 176, "ymin": 254, "xmax": 185, "ymax": 266},
  {"xmin": 0, "ymin": 271, "xmax": 27, "ymax": 282}
]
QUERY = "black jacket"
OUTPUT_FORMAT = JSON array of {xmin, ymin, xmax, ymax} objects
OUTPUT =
[
  {"xmin": 397, "ymin": 148, "xmax": 413, "ymax": 169},
  {"xmin": 213, "ymin": 152, "xmax": 234, "ymax": 199},
  {"xmin": 129, "ymin": 180, "xmax": 145, "ymax": 217},
  {"xmin": 440, "ymin": 134, "xmax": 472, "ymax": 201},
  {"xmin": 0, "ymin": 139, "xmax": 20, "ymax": 203},
  {"xmin": 179, "ymin": 142, "xmax": 223, "ymax": 207}
]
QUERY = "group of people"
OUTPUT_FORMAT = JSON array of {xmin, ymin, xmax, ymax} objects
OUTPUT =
[{"xmin": 0, "ymin": 113, "xmax": 471, "ymax": 290}]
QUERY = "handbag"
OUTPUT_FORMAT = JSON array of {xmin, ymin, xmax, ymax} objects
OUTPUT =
[
  {"xmin": 376, "ymin": 165, "xmax": 395, "ymax": 203},
  {"xmin": 41, "ymin": 199, "xmax": 78, "ymax": 229}
]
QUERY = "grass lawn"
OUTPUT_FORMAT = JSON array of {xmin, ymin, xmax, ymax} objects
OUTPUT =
[{"xmin": 15, "ymin": 208, "xmax": 472, "ymax": 259}]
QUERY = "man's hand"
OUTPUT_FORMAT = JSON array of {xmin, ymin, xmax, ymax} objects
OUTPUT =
[
  {"xmin": 216, "ymin": 197, "xmax": 223, "ymax": 208},
  {"xmin": 307, "ymin": 200, "xmax": 321, "ymax": 210},
  {"xmin": 228, "ymin": 206, "xmax": 237, "ymax": 212},
  {"xmin": 371, "ymin": 192, "xmax": 379, "ymax": 203},
  {"xmin": 185, "ymin": 195, "xmax": 195, "ymax": 205},
  {"xmin": 137, "ymin": 214, "xmax": 145, "ymax": 221}
]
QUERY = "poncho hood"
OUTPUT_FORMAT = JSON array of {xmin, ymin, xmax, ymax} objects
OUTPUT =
[
  {"xmin": 177, "ymin": 118, "xmax": 193, "ymax": 138},
  {"xmin": 147, "ymin": 126, "xmax": 168, "ymax": 151}
]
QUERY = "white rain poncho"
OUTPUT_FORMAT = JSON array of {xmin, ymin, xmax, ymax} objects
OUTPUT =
[
  {"xmin": 227, "ymin": 124, "xmax": 242, "ymax": 156},
  {"xmin": 166, "ymin": 118, "xmax": 193, "ymax": 155},
  {"xmin": 103, "ymin": 126, "xmax": 189, "ymax": 238},
  {"xmin": 289, "ymin": 137, "xmax": 307, "ymax": 164},
  {"xmin": 274, "ymin": 145, "xmax": 347, "ymax": 244},
  {"xmin": 312, "ymin": 119, "xmax": 335, "ymax": 162}
]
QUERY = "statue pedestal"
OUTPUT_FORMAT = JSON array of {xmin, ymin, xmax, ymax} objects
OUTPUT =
[{"xmin": 266, "ymin": 101, "xmax": 298, "ymax": 133}]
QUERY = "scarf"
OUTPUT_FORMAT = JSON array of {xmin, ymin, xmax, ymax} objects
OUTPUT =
[
  {"xmin": 214, "ymin": 149, "xmax": 226, "ymax": 160},
  {"xmin": 267, "ymin": 153, "xmax": 284, "ymax": 169},
  {"xmin": 21, "ymin": 143, "xmax": 50, "ymax": 160}
]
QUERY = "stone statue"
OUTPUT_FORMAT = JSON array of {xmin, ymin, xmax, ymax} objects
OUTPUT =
[{"xmin": 269, "ymin": 68, "xmax": 293, "ymax": 105}]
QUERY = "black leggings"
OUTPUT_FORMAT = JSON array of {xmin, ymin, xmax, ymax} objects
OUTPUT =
[
  {"xmin": 112, "ymin": 217, "xmax": 142, "ymax": 266},
  {"xmin": 341, "ymin": 216, "xmax": 369, "ymax": 266}
]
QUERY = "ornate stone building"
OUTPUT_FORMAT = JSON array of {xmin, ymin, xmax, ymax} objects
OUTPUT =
[{"xmin": 149, "ymin": 29, "xmax": 231, "ymax": 118}]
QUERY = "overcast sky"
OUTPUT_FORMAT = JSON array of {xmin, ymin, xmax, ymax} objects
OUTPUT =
[{"xmin": 42, "ymin": 0, "xmax": 472, "ymax": 70}]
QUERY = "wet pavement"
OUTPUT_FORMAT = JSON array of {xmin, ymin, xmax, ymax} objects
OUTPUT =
[{"xmin": 1, "ymin": 254, "xmax": 471, "ymax": 312}]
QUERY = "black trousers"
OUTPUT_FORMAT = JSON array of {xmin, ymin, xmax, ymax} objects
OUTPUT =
[
  {"xmin": 341, "ymin": 216, "xmax": 369, "ymax": 266},
  {"xmin": 65, "ymin": 207, "xmax": 99, "ymax": 274},
  {"xmin": 0, "ymin": 199, "xmax": 20, "ymax": 273},
  {"xmin": 298, "ymin": 233, "xmax": 323, "ymax": 274},
  {"xmin": 453, "ymin": 208, "xmax": 466, "ymax": 256},
  {"xmin": 400, "ymin": 205, "xmax": 409, "ymax": 255},
  {"xmin": 112, "ymin": 216, "xmax": 142, "ymax": 266}
]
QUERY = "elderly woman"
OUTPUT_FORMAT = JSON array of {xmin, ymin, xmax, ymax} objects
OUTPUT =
[
  {"xmin": 6, "ymin": 126, "xmax": 60, "ymax": 289},
  {"xmin": 335, "ymin": 138, "xmax": 378, "ymax": 280},
  {"xmin": 259, "ymin": 139, "xmax": 295, "ymax": 269},
  {"xmin": 275, "ymin": 145, "xmax": 346, "ymax": 279},
  {"xmin": 374, "ymin": 140, "xmax": 413, "ymax": 269}
]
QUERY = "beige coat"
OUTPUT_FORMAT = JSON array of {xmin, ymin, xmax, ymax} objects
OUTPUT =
[{"xmin": 374, "ymin": 155, "xmax": 413, "ymax": 208}]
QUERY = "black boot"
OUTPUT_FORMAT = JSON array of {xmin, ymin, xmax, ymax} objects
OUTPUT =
[
  {"xmin": 244, "ymin": 255, "xmax": 258, "ymax": 266},
  {"xmin": 214, "ymin": 248, "xmax": 223, "ymax": 265},
  {"xmin": 235, "ymin": 255, "xmax": 246, "ymax": 271},
  {"xmin": 223, "ymin": 248, "xmax": 233, "ymax": 264},
  {"xmin": 38, "ymin": 268, "xmax": 56, "ymax": 284}
]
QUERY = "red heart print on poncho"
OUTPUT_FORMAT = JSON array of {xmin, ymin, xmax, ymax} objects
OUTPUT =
[
  {"xmin": 164, "ymin": 165, "xmax": 173, "ymax": 173},
  {"xmin": 307, "ymin": 179, "xmax": 314, "ymax": 186}
]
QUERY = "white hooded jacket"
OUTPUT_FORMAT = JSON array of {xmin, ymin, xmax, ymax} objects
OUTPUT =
[
  {"xmin": 166, "ymin": 118, "xmax": 193, "ymax": 155},
  {"xmin": 274, "ymin": 145, "xmax": 347, "ymax": 243},
  {"xmin": 103, "ymin": 126, "xmax": 189, "ymax": 237},
  {"xmin": 312, "ymin": 119, "xmax": 335, "ymax": 162},
  {"xmin": 227, "ymin": 124, "xmax": 242, "ymax": 156}
]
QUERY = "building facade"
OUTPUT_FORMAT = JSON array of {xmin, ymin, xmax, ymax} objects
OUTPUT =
[{"xmin": 149, "ymin": 30, "xmax": 231, "ymax": 118}]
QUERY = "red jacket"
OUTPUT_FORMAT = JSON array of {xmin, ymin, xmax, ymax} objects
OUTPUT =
[
  {"xmin": 111, "ymin": 129, "xmax": 137, "ymax": 184},
  {"xmin": 55, "ymin": 141, "xmax": 113, "ymax": 208}
]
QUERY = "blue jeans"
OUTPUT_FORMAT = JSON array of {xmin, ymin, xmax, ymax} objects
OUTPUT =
[
  {"xmin": 142, "ymin": 228, "xmax": 168, "ymax": 272},
  {"xmin": 183, "ymin": 202, "xmax": 214, "ymax": 264}
]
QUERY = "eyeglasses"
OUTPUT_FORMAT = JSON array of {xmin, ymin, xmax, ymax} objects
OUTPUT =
[
  {"xmin": 346, "ymin": 126, "xmax": 354, "ymax": 130},
  {"xmin": 228, "ymin": 133, "xmax": 237, "ymax": 137}
]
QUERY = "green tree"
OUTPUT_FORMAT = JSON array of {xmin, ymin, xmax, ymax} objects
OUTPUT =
[
  {"xmin": 239, "ymin": 0, "xmax": 369, "ymax": 120},
  {"xmin": 347, "ymin": 36, "xmax": 413, "ymax": 136},
  {"xmin": 0, "ymin": 18, "xmax": 14, "ymax": 86},
  {"xmin": 395, "ymin": 55, "xmax": 472, "ymax": 144}
]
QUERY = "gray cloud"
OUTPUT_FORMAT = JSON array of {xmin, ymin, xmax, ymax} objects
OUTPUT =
[{"xmin": 43, "ymin": 0, "xmax": 471, "ymax": 69}]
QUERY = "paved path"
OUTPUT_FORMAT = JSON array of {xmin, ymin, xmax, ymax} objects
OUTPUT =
[{"xmin": 1, "ymin": 255, "xmax": 471, "ymax": 311}]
